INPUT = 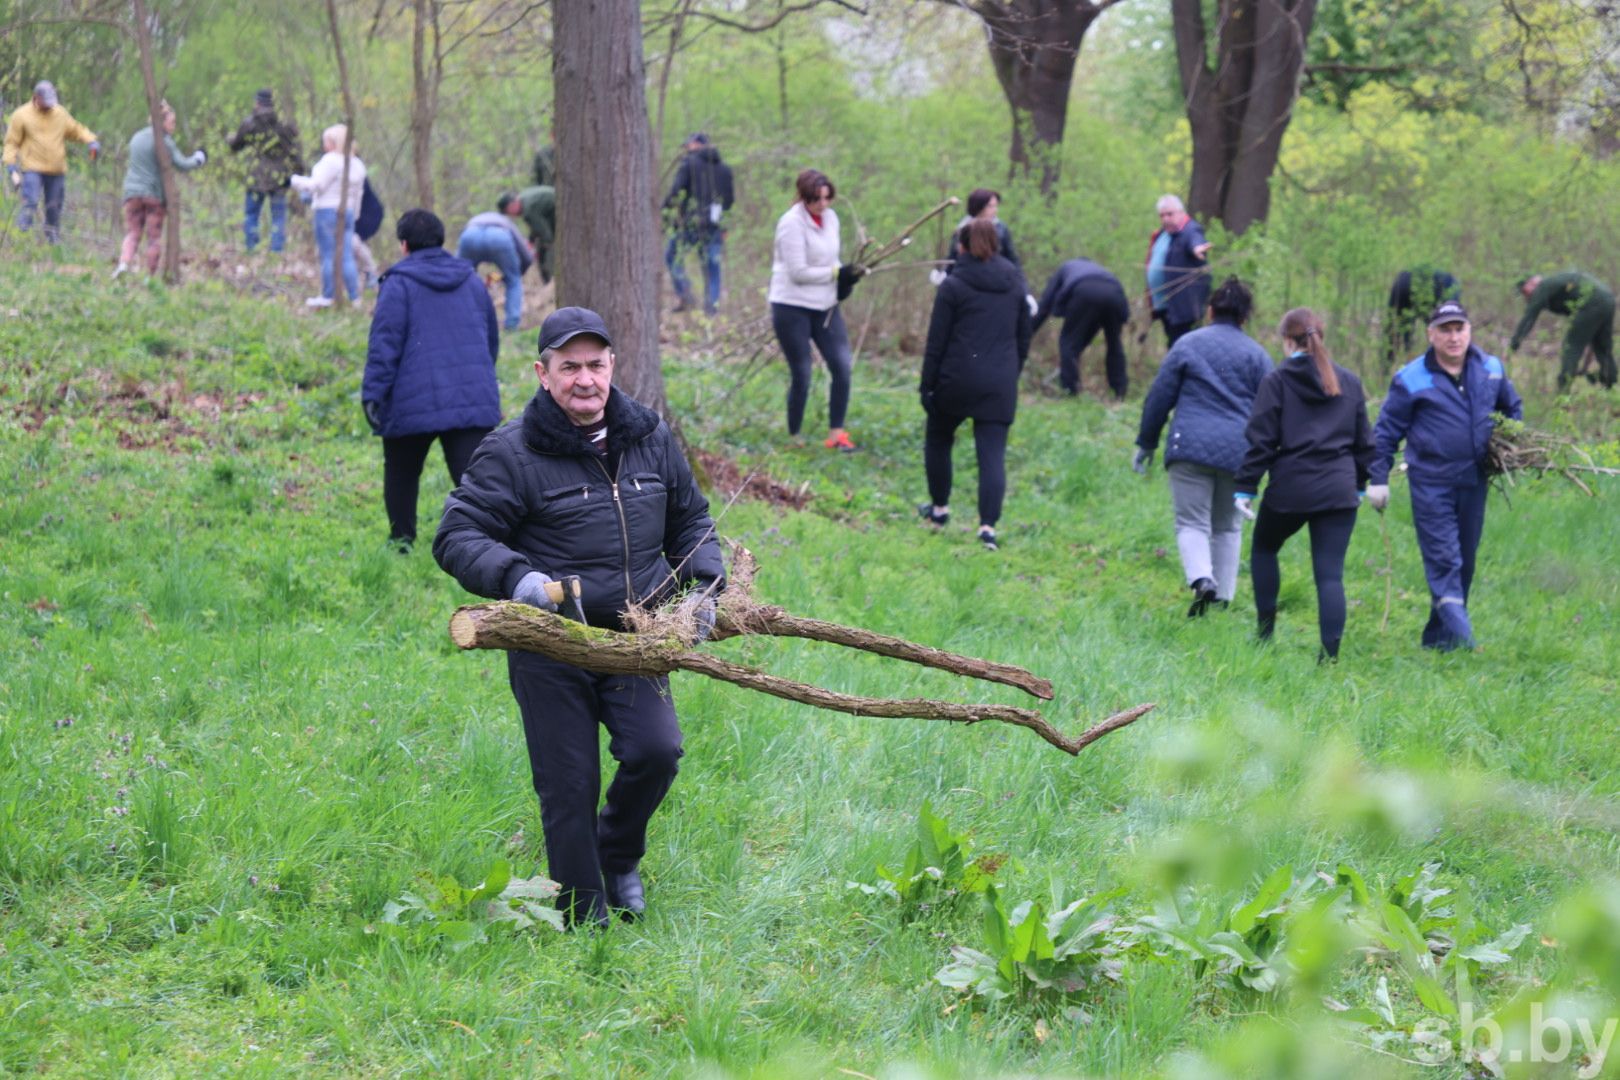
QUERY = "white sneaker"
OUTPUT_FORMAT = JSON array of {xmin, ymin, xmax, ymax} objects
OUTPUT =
[
  {"xmin": 305, "ymin": 296, "xmax": 334, "ymax": 308},
  {"xmin": 112, "ymin": 263, "xmax": 129, "ymax": 280}
]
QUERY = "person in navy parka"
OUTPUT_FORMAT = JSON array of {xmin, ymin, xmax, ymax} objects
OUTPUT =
[
  {"xmin": 1368, "ymin": 300, "xmax": 1523, "ymax": 650},
  {"xmin": 362, "ymin": 208, "xmax": 502, "ymax": 547}
]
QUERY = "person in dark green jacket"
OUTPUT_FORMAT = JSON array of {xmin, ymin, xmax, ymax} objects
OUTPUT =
[
  {"xmin": 499, "ymin": 186, "xmax": 555, "ymax": 284},
  {"xmin": 1510, "ymin": 271, "xmax": 1616, "ymax": 389}
]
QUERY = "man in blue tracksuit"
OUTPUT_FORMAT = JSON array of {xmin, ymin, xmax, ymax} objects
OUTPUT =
[{"xmin": 1367, "ymin": 300, "xmax": 1523, "ymax": 650}]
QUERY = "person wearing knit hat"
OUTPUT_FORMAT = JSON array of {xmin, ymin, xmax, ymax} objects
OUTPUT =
[
  {"xmin": 227, "ymin": 88, "xmax": 303, "ymax": 253},
  {"xmin": 3, "ymin": 80, "xmax": 100, "ymax": 242}
]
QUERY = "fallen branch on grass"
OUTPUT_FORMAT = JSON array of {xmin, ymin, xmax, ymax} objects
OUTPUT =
[
  {"xmin": 1486, "ymin": 416, "xmax": 1620, "ymax": 498},
  {"xmin": 448, "ymin": 544, "xmax": 1153, "ymax": 757}
]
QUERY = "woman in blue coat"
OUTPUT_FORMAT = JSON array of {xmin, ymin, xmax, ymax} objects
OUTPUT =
[{"xmin": 362, "ymin": 208, "xmax": 502, "ymax": 547}]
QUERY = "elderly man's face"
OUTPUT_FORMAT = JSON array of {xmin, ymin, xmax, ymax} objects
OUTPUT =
[
  {"xmin": 536, "ymin": 336, "xmax": 615, "ymax": 426},
  {"xmin": 1428, "ymin": 320, "xmax": 1471, "ymax": 366},
  {"xmin": 34, "ymin": 92, "xmax": 53, "ymax": 112},
  {"xmin": 1159, "ymin": 207, "xmax": 1188, "ymax": 232}
]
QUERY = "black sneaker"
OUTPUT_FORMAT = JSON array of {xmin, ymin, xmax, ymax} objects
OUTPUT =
[
  {"xmin": 978, "ymin": 526, "xmax": 999, "ymax": 551},
  {"xmin": 1256, "ymin": 610, "xmax": 1276, "ymax": 641},
  {"xmin": 918, "ymin": 503, "xmax": 949, "ymax": 527},
  {"xmin": 1187, "ymin": 577, "xmax": 1217, "ymax": 618}
]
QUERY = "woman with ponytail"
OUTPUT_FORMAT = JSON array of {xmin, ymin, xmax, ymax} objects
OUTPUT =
[{"xmin": 1233, "ymin": 308, "xmax": 1375, "ymax": 661}]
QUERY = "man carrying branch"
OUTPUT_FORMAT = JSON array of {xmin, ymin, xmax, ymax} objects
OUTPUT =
[{"xmin": 433, "ymin": 307, "xmax": 725, "ymax": 928}]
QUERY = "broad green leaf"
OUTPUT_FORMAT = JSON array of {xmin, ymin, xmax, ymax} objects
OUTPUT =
[
  {"xmin": 1410, "ymin": 972, "xmax": 1458, "ymax": 1017},
  {"xmin": 1374, "ymin": 975, "xmax": 1396, "ymax": 1026},
  {"xmin": 468, "ymin": 858, "xmax": 511, "ymax": 904},
  {"xmin": 1456, "ymin": 922, "xmax": 1531, "ymax": 967},
  {"xmin": 1336, "ymin": 864, "xmax": 1372, "ymax": 908},
  {"xmin": 1231, "ymin": 865, "xmax": 1292, "ymax": 934}
]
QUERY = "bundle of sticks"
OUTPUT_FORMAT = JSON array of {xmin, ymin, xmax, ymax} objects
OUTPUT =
[
  {"xmin": 845, "ymin": 196, "xmax": 960, "ymax": 275},
  {"xmin": 1485, "ymin": 415, "xmax": 1620, "ymax": 497}
]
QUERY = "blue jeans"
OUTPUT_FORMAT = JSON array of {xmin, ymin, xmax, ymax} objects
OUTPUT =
[
  {"xmin": 666, "ymin": 230, "xmax": 723, "ymax": 313},
  {"xmin": 17, "ymin": 171, "xmax": 66, "ymax": 242},
  {"xmin": 313, "ymin": 207, "xmax": 359, "ymax": 301},
  {"xmin": 457, "ymin": 226, "xmax": 524, "ymax": 329},
  {"xmin": 243, "ymin": 189, "xmax": 288, "ymax": 252}
]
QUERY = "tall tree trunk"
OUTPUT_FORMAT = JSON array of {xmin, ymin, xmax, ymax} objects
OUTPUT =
[
  {"xmin": 326, "ymin": 0, "xmax": 357, "ymax": 309},
  {"xmin": 409, "ymin": 0, "xmax": 436, "ymax": 210},
  {"xmin": 1173, "ymin": 0, "xmax": 1318, "ymax": 235},
  {"xmin": 960, "ymin": 0, "xmax": 1123, "ymax": 195},
  {"xmin": 129, "ymin": 0, "xmax": 180, "ymax": 283},
  {"xmin": 553, "ymin": 0, "xmax": 666, "ymax": 415}
]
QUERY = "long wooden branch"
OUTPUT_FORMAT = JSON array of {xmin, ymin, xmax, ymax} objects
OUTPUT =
[{"xmin": 448, "ymin": 603, "xmax": 1151, "ymax": 757}]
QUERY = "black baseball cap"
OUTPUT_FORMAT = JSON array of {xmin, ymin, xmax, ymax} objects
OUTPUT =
[
  {"xmin": 538, "ymin": 307, "xmax": 613, "ymax": 354},
  {"xmin": 1428, "ymin": 299, "xmax": 1469, "ymax": 328},
  {"xmin": 687, "ymin": 132, "xmax": 710, "ymax": 145}
]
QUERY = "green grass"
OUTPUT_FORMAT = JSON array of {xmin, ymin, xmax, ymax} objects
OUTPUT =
[{"xmin": 2, "ymin": 260, "xmax": 1618, "ymax": 1078}]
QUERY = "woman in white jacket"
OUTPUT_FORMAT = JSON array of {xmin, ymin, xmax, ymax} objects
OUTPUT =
[
  {"xmin": 768, "ymin": 168, "xmax": 857, "ymax": 451},
  {"xmin": 290, "ymin": 124, "xmax": 367, "ymax": 307}
]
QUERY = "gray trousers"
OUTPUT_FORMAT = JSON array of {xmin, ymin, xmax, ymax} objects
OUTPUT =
[{"xmin": 1167, "ymin": 461, "xmax": 1242, "ymax": 601}]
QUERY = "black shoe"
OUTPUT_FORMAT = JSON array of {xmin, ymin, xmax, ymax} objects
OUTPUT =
[
  {"xmin": 1318, "ymin": 638, "xmax": 1340, "ymax": 664},
  {"xmin": 1256, "ymin": 610, "xmax": 1276, "ymax": 641},
  {"xmin": 603, "ymin": 869, "xmax": 645, "ymax": 922},
  {"xmin": 978, "ymin": 525, "xmax": 999, "ymax": 551},
  {"xmin": 1187, "ymin": 577, "xmax": 1217, "ymax": 617},
  {"xmin": 918, "ymin": 503, "xmax": 949, "ymax": 527}
]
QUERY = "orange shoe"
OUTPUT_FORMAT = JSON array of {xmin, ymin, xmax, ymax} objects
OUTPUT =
[{"xmin": 823, "ymin": 430, "xmax": 856, "ymax": 452}]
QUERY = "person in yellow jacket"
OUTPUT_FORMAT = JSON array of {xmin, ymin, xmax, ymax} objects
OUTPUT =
[{"xmin": 4, "ymin": 81, "xmax": 99, "ymax": 243}]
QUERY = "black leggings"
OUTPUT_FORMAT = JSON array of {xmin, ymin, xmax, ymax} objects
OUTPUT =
[
  {"xmin": 382, "ymin": 427, "xmax": 490, "ymax": 543},
  {"xmin": 771, "ymin": 302, "xmax": 852, "ymax": 434},
  {"xmin": 1250, "ymin": 504, "xmax": 1358, "ymax": 652},
  {"xmin": 924, "ymin": 412, "xmax": 1010, "ymax": 527}
]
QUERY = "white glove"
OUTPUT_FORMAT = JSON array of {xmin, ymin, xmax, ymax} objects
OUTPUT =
[
  {"xmin": 512, "ymin": 570, "xmax": 558, "ymax": 612},
  {"xmin": 193, "ymin": 148, "xmax": 207, "ymax": 166},
  {"xmin": 1026, "ymin": 294, "xmax": 1039, "ymax": 317},
  {"xmin": 928, "ymin": 268, "xmax": 946, "ymax": 287},
  {"xmin": 1366, "ymin": 484, "xmax": 1390, "ymax": 512},
  {"xmin": 1234, "ymin": 495, "xmax": 1256, "ymax": 521}
]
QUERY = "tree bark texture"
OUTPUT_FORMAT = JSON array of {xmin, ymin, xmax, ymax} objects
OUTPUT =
[
  {"xmin": 553, "ymin": 0, "xmax": 667, "ymax": 415},
  {"xmin": 448, "ymin": 602, "xmax": 1152, "ymax": 757},
  {"xmin": 1173, "ymin": 0, "xmax": 1318, "ymax": 235},
  {"xmin": 129, "ymin": 0, "xmax": 181, "ymax": 283},
  {"xmin": 326, "ymin": 0, "xmax": 358, "ymax": 310},
  {"xmin": 954, "ymin": 0, "xmax": 1122, "ymax": 195}
]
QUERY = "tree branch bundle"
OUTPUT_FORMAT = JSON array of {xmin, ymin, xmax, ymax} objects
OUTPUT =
[
  {"xmin": 1486, "ymin": 416, "xmax": 1620, "ymax": 497},
  {"xmin": 448, "ymin": 544, "xmax": 1152, "ymax": 757}
]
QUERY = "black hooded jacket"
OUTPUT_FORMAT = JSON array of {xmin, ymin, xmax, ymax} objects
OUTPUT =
[
  {"xmin": 664, "ymin": 147, "xmax": 735, "ymax": 235},
  {"xmin": 433, "ymin": 386, "xmax": 725, "ymax": 630},
  {"xmin": 1234, "ymin": 353, "xmax": 1375, "ymax": 513},
  {"xmin": 919, "ymin": 254, "xmax": 1032, "ymax": 424}
]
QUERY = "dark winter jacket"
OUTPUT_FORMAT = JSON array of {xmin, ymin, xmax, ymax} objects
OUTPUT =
[
  {"xmin": 363, "ymin": 247, "xmax": 501, "ymax": 439},
  {"xmin": 947, "ymin": 218, "xmax": 1020, "ymax": 271},
  {"xmin": 1136, "ymin": 322, "xmax": 1273, "ymax": 473},
  {"xmin": 1032, "ymin": 259, "xmax": 1128, "ymax": 334},
  {"xmin": 920, "ymin": 254, "xmax": 1032, "ymax": 424},
  {"xmin": 1233, "ymin": 354, "xmax": 1375, "ymax": 513},
  {"xmin": 1387, "ymin": 267, "xmax": 1460, "ymax": 315},
  {"xmin": 1371, "ymin": 345, "xmax": 1523, "ymax": 487},
  {"xmin": 226, "ymin": 107, "xmax": 304, "ymax": 193},
  {"xmin": 433, "ymin": 386, "xmax": 725, "ymax": 631},
  {"xmin": 1145, "ymin": 219, "xmax": 1210, "ymax": 326},
  {"xmin": 663, "ymin": 147, "xmax": 734, "ymax": 237}
]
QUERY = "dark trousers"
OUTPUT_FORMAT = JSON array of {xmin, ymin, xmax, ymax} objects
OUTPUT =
[
  {"xmin": 771, "ymin": 302, "xmax": 852, "ymax": 434},
  {"xmin": 381, "ymin": 427, "xmax": 489, "ymax": 543},
  {"xmin": 1250, "ymin": 504, "xmax": 1358, "ymax": 656},
  {"xmin": 1409, "ymin": 479, "xmax": 1488, "ymax": 650},
  {"xmin": 1160, "ymin": 313, "xmax": 1197, "ymax": 347},
  {"xmin": 1059, "ymin": 284, "xmax": 1129, "ymax": 398},
  {"xmin": 924, "ymin": 411, "xmax": 1011, "ymax": 527},
  {"xmin": 507, "ymin": 651, "xmax": 683, "ymax": 925},
  {"xmin": 1560, "ymin": 296, "xmax": 1617, "ymax": 389}
]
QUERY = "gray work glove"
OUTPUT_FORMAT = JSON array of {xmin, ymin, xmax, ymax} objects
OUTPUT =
[
  {"xmin": 1366, "ymin": 484, "xmax": 1390, "ymax": 512},
  {"xmin": 1132, "ymin": 447, "xmax": 1153, "ymax": 475},
  {"xmin": 512, "ymin": 570, "xmax": 558, "ymax": 612},
  {"xmin": 692, "ymin": 595, "xmax": 717, "ymax": 643}
]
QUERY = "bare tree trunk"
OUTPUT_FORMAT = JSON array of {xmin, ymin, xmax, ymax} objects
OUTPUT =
[
  {"xmin": 553, "ymin": 0, "xmax": 666, "ymax": 414},
  {"xmin": 952, "ymin": 0, "xmax": 1123, "ymax": 196},
  {"xmin": 1173, "ymin": 0, "xmax": 1318, "ymax": 235},
  {"xmin": 652, "ymin": 0, "xmax": 695, "ymax": 164},
  {"xmin": 129, "ymin": 0, "xmax": 181, "ymax": 283},
  {"xmin": 326, "ymin": 0, "xmax": 357, "ymax": 309},
  {"xmin": 409, "ymin": 0, "xmax": 437, "ymax": 210}
]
